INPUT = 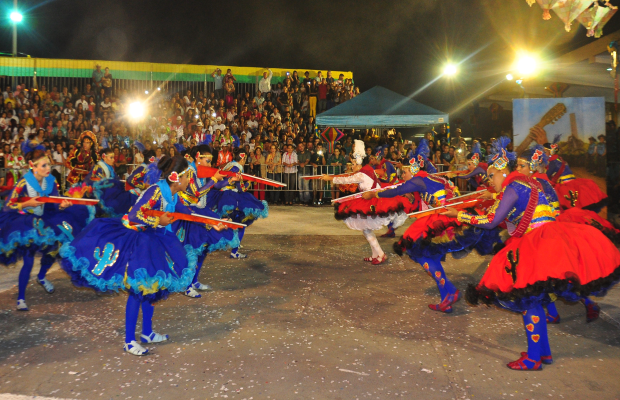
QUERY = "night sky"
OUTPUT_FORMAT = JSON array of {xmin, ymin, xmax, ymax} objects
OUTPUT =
[{"xmin": 1, "ymin": 0, "xmax": 619, "ymax": 113}]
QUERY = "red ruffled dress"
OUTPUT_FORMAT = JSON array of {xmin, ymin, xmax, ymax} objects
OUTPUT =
[
  {"xmin": 547, "ymin": 156, "xmax": 607, "ymax": 211},
  {"xmin": 461, "ymin": 172, "xmax": 620, "ymax": 310},
  {"xmin": 533, "ymin": 172, "xmax": 619, "ymax": 243},
  {"xmin": 333, "ymin": 165, "xmax": 418, "ymax": 231}
]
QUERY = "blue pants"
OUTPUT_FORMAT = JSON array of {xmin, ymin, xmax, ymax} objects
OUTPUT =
[
  {"xmin": 18, "ymin": 250, "xmax": 55, "ymax": 301},
  {"xmin": 125, "ymin": 295, "xmax": 154, "ymax": 343}
]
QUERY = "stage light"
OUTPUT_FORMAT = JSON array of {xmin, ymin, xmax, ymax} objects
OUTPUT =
[
  {"xmin": 10, "ymin": 12, "xmax": 22, "ymax": 23},
  {"xmin": 157, "ymin": 87, "xmax": 161, "ymax": 91},
  {"xmin": 607, "ymin": 68, "xmax": 613, "ymax": 71},
  {"xmin": 516, "ymin": 54, "xmax": 538, "ymax": 76},
  {"xmin": 443, "ymin": 64, "xmax": 458, "ymax": 76},
  {"xmin": 129, "ymin": 101, "xmax": 145, "ymax": 120},
  {"xmin": 506, "ymin": 74, "xmax": 514, "ymax": 81},
  {"xmin": 145, "ymin": 90, "xmax": 149, "ymax": 94}
]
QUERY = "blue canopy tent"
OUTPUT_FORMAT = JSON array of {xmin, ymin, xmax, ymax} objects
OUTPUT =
[{"xmin": 316, "ymin": 86, "xmax": 449, "ymax": 128}]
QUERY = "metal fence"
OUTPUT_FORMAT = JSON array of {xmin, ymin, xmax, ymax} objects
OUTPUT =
[
  {"xmin": 0, "ymin": 162, "xmax": 470, "ymax": 206},
  {"xmin": 1, "ymin": 76, "xmax": 260, "ymax": 101}
]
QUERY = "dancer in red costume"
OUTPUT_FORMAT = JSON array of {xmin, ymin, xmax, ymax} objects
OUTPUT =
[
  {"xmin": 371, "ymin": 140, "xmax": 501, "ymax": 313},
  {"xmin": 535, "ymin": 129, "xmax": 608, "ymax": 212},
  {"xmin": 516, "ymin": 144, "xmax": 618, "ymax": 324},
  {"xmin": 65, "ymin": 131, "xmax": 98, "ymax": 187},
  {"xmin": 444, "ymin": 138, "xmax": 620, "ymax": 370},
  {"xmin": 323, "ymin": 140, "xmax": 417, "ymax": 265}
]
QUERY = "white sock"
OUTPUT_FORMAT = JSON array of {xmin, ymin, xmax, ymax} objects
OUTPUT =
[{"xmin": 363, "ymin": 229, "xmax": 384, "ymax": 258}]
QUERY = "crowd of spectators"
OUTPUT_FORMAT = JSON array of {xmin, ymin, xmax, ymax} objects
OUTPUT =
[{"xmin": 3, "ymin": 64, "xmax": 609, "ymax": 206}]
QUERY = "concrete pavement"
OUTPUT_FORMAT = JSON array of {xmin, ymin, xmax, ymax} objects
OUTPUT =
[{"xmin": 1, "ymin": 206, "xmax": 620, "ymax": 400}]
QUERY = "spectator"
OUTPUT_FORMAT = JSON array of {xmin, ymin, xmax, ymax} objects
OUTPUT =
[
  {"xmin": 102, "ymin": 67, "xmax": 113, "ymax": 97},
  {"xmin": 212, "ymin": 68, "xmax": 224, "ymax": 99},
  {"xmin": 92, "ymin": 64, "xmax": 104, "ymax": 88},
  {"xmin": 250, "ymin": 147, "xmax": 266, "ymax": 201},
  {"xmin": 328, "ymin": 147, "xmax": 347, "ymax": 200},
  {"xmin": 310, "ymin": 143, "xmax": 326, "ymax": 205},
  {"xmin": 259, "ymin": 69, "xmax": 273, "ymax": 97},
  {"xmin": 281, "ymin": 143, "xmax": 298, "ymax": 205},
  {"xmin": 265, "ymin": 144, "xmax": 282, "ymax": 204}
]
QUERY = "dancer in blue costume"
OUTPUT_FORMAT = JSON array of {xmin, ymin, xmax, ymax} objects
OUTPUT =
[
  {"xmin": 445, "ymin": 140, "xmax": 620, "ymax": 370},
  {"xmin": 180, "ymin": 145, "xmax": 240, "ymax": 297},
  {"xmin": 451, "ymin": 142, "xmax": 489, "ymax": 190},
  {"xmin": 381, "ymin": 140, "xmax": 439, "ymax": 238},
  {"xmin": 207, "ymin": 148, "xmax": 268, "ymax": 259},
  {"xmin": 1, "ymin": 148, "xmax": 94, "ymax": 311},
  {"xmin": 365, "ymin": 140, "xmax": 501, "ymax": 313},
  {"xmin": 60, "ymin": 155, "xmax": 199, "ymax": 356},
  {"xmin": 82, "ymin": 147, "xmax": 134, "ymax": 217},
  {"xmin": 126, "ymin": 154, "xmax": 162, "ymax": 197}
]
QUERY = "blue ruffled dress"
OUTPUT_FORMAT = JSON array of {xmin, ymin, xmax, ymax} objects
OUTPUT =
[
  {"xmin": 206, "ymin": 162, "xmax": 268, "ymax": 226},
  {"xmin": 0, "ymin": 173, "xmax": 95, "ymax": 265},
  {"xmin": 59, "ymin": 182, "xmax": 197, "ymax": 303}
]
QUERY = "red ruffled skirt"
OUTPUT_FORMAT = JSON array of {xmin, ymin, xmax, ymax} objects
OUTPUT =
[
  {"xmin": 396, "ymin": 214, "xmax": 502, "ymax": 261},
  {"xmin": 471, "ymin": 221, "xmax": 620, "ymax": 303},
  {"xmin": 557, "ymin": 208, "xmax": 619, "ymax": 243},
  {"xmin": 554, "ymin": 178, "xmax": 607, "ymax": 210}
]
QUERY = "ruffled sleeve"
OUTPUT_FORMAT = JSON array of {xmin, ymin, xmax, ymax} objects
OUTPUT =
[
  {"xmin": 127, "ymin": 186, "xmax": 162, "ymax": 228},
  {"xmin": 457, "ymin": 186, "xmax": 517, "ymax": 229}
]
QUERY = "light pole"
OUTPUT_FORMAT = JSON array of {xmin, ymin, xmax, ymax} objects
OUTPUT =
[{"xmin": 10, "ymin": 0, "xmax": 23, "ymax": 58}]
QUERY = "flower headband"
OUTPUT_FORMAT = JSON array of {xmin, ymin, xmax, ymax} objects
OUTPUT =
[
  {"xmin": 239, "ymin": 153, "xmax": 246, "ymax": 159},
  {"xmin": 470, "ymin": 153, "xmax": 480, "ymax": 166},
  {"xmin": 184, "ymin": 154, "xmax": 192, "ymax": 160},
  {"xmin": 168, "ymin": 168, "xmax": 190, "ymax": 183},
  {"xmin": 550, "ymin": 143, "xmax": 559, "ymax": 155},
  {"xmin": 149, "ymin": 156, "xmax": 156, "ymax": 163},
  {"xmin": 491, "ymin": 149, "xmax": 509, "ymax": 171},
  {"xmin": 409, "ymin": 157, "xmax": 421, "ymax": 175},
  {"xmin": 519, "ymin": 149, "xmax": 543, "ymax": 172}
]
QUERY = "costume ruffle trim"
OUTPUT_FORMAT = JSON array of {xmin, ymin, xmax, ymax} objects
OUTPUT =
[
  {"xmin": 333, "ymin": 202, "xmax": 407, "ymax": 221},
  {"xmin": 216, "ymin": 200, "xmax": 269, "ymax": 221},
  {"xmin": 394, "ymin": 218, "xmax": 501, "ymax": 260},
  {"xmin": 66, "ymin": 182, "xmax": 93, "ymax": 198},
  {"xmin": 466, "ymin": 265, "xmax": 620, "ymax": 307},
  {"xmin": 207, "ymin": 230, "xmax": 241, "ymax": 253},
  {"xmin": 59, "ymin": 242, "xmax": 197, "ymax": 303},
  {"xmin": 0, "ymin": 226, "xmax": 70, "ymax": 265}
]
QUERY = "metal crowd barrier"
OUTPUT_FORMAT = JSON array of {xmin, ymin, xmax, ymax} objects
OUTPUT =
[{"xmin": 0, "ymin": 161, "xmax": 468, "ymax": 205}]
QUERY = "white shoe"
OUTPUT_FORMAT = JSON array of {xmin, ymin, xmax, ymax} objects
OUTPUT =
[
  {"xmin": 140, "ymin": 331, "xmax": 169, "ymax": 343},
  {"xmin": 16, "ymin": 299, "xmax": 28, "ymax": 311},
  {"xmin": 192, "ymin": 282, "xmax": 212, "ymax": 291},
  {"xmin": 124, "ymin": 341, "xmax": 148, "ymax": 356},
  {"xmin": 37, "ymin": 278, "xmax": 55, "ymax": 294},
  {"xmin": 184, "ymin": 287, "xmax": 201, "ymax": 298},
  {"xmin": 230, "ymin": 251, "xmax": 248, "ymax": 259}
]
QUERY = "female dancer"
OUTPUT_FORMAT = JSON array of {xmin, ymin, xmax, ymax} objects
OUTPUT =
[
  {"xmin": 1, "ymin": 148, "xmax": 94, "ymax": 311},
  {"xmin": 366, "ymin": 148, "xmax": 500, "ymax": 312},
  {"xmin": 60, "ymin": 156, "xmax": 199, "ymax": 355},
  {"xmin": 207, "ymin": 149, "xmax": 268, "ymax": 259},
  {"xmin": 181, "ymin": 145, "xmax": 239, "ymax": 297},
  {"xmin": 514, "ymin": 145, "xmax": 617, "ymax": 323},
  {"xmin": 445, "ymin": 141, "xmax": 620, "ymax": 370},
  {"xmin": 326, "ymin": 140, "xmax": 418, "ymax": 265},
  {"xmin": 542, "ymin": 133, "xmax": 607, "ymax": 212},
  {"xmin": 65, "ymin": 131, "xmax": 98, "ymax": 186}
]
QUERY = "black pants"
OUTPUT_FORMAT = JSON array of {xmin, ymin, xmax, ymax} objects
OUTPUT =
[{"xmin": 284, "ymin": 172, "xmax": 297, "ymax": 203}]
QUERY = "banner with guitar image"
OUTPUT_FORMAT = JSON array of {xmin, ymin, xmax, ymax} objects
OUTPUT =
[{"xmin": 513, "ymin": 97, "xmax": 606, "ymax": 176}]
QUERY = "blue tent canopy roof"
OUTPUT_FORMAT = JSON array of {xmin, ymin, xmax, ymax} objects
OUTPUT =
[{"xmin": 316, "ymin": 86, "xmax": 449, "ymax": 128}]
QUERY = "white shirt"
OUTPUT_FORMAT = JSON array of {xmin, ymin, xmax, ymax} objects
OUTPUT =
[
  {"xmin": 333, "ymin": 171, "xmax": 376, "ymax": 191},
  {"xmin": 247, "ymin": 120, "xmax": 258, "ymax": 129},
  {"xmin": 52, "ymin": 151, "xmax": 67, "ymax": 174},
  {"xmin": 213, "ymin": 123, "xmax": 226, "ymax": 132},
  {"xmin": 258, "ymin": 69, "xmax": 273, "ymax": 93}
]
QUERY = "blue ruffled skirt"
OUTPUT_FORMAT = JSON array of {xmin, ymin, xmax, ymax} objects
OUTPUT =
[
  {"xmin": 92, "ymin": 179, "xmax": 136, "ymax": 218},
  {"xmin": 171, "ymin": 218, "xmax": 240, "ymax": 256},
  {"xmin": 59, "ymin": 218, "xmax": 196, "ymax": 303},
  {"xmin": 0, "ymin": 204, "xmax": 95, "ymax": 265},
  {"xmin": 206, "ymin": 190, "xmax": 268, "ymax": 226}
]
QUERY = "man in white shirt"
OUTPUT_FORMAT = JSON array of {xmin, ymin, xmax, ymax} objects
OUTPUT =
[
  {"xmin": 154, "ymin": 126, "xmax": 169, "ymax": 146},
  {"xmin": 75, "ymin": 94, "xmax": 88, "ymax": 111},
  {"xmin": 212, "ymin": 117, "xmax": 226, "ymax": 133},
  {"xmin": 258, "ymin": 69, "xmax": 273, "ymax": 97},
  {"xmin": 63, "ymin": 102, "xmax": 76, "ymax": 121}
]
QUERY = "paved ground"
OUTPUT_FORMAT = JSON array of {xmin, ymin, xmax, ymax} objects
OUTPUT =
[{"xmin": 1, "ymin": 206, "xmax": 620, "ymax": 400}]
